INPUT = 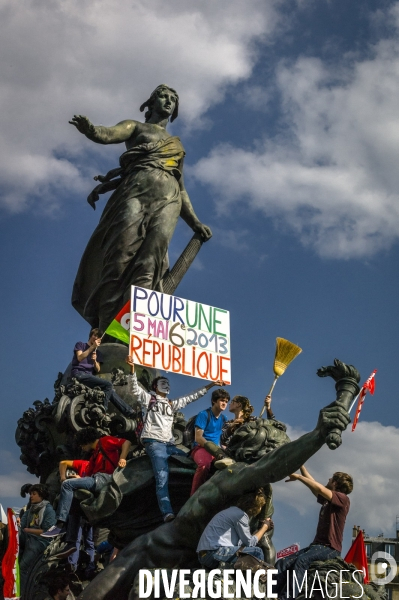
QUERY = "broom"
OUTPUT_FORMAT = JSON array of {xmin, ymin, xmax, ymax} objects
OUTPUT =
[{"xmin": 259, "ymin": 337, "xmax": 302, "ymax": 417}]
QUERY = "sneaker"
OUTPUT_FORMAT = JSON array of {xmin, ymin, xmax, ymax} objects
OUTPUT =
[
  {"xmin": 52, "ymin": 543, "xmax": 76, "ymax": 559},
  {"xmin": 164, "ymin": 513, "xmax": 175, "ymax": 523},
  {"xmin": 40, "ymin": 525, "xmax": 65, "ymax": 538},
  {"xmin": 214, "ymin": 457, "xmax": 236, "ymax": 470}
]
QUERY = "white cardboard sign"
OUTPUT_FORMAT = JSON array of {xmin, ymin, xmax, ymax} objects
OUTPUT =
[{"xmin": 129, "ymin": 286, "xmax": 231, "ymax": 383}]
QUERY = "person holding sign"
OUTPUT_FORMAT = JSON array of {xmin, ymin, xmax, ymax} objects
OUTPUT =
[
  {"xmin": 126, "ymin": 355, "xmax": 225, "ymax": 522},
  {"xmin": 71, "ymin": 328, "xmax": 135, "ymax": 419}
]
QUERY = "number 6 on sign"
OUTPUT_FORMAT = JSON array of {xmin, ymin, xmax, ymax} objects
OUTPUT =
[{"xmin": 169, "ymin": 323, "xmax": 185, "ymax": 347}]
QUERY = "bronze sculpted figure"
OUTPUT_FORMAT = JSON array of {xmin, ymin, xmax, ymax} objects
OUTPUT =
[{"xmin": 70, "ymin": 85, "xmax": 212, "ymax": 331}]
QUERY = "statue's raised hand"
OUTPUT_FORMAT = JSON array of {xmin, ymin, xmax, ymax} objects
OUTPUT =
[
  {"xmin": 317, "ymin": 359, "xmax": 360, "ymax": 383},
  {"xmin": 316, "ymin": 402, "xmax": 351, "ymax": 447},
  {"xmin": 316, "ymin": 358, "xmax": 360, "ymax": 449},
  {"xmin": 69, "ymin": 114, "xmax": 95, "ymax": 137}
]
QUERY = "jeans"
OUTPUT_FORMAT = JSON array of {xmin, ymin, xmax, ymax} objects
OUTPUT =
[
  {"xmin": 198, "ymin": 545, "xmax": 264, "ymax": 569},
  {"xmin": 73, "ymin": 372, "xmax": 134, "ymax": 417},
  {"xmin": 66, "ymin": 514, "xmax": 95, "ymax": 569},
  {"xmin": 190, "ymin": 446, "xmax": 214, "ymax": 496},
  {"xmin": 143, "ymin": 440, "xmax": 186, "ymax": 516},
  {"xmin": 19, "ymin": 531, "xmax": 49, "ymax": 594},
  {"xmin": 56, "ymin": 474, "xmax": 112, "ymax": 523},
  {"xmin": 275, "ymin": 544, "xmax": 340, "ymax": 599}
]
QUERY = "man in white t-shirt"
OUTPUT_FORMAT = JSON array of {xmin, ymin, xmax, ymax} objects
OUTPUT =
[{"xmin": 126, "ymin": 355, "xmax": 224, "ymax": 522}]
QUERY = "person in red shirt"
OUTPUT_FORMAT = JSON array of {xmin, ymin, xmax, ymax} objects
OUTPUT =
[
  {"xmin": 275, "ymin": 467, "xmax": 353, "ymax": 599},
  {"xmin": 41, "ymin": 427, "xmax": 131, "ymax": 542}
]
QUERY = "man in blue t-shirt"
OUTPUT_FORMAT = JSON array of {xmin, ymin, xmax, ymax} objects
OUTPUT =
[
  {"xmin": 190, "ymin": 388, "xmax": 230, "ymax": 495},
  {"xmin": 71, "ymin": 328, "xmax": 134, "ymax": 418}
]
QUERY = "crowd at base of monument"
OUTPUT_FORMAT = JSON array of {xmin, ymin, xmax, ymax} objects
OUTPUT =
[{"xmin": 138, "ymin": 568, "xmax": 365, "ymax": 599}]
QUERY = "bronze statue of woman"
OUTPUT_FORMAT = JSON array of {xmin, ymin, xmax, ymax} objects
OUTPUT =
[{"xmin": 70, "ymin": 85, "xmax": 212, "ymax": 331}]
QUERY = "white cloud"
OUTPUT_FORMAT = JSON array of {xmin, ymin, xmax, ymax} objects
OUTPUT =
[
  {"xmin": 192, "ymin": 5, "xmax": 399, "ymax": 258},
  {"xmin": 211, "ymin": 226, "xmax": 250, "ymax": 251},
  {"xmin": 0, "ymin": 0, "xmax": 282, "ymax": 214},
  {"xmin": 273, "ymin": 421, "xmax": 399, "ymax": 540}
]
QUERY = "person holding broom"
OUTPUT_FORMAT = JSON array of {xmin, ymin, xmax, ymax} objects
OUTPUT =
[
  {"xmin": 221, "ymin": 393, "xmax": 276, "ymax": 446},
  {"xmin": 194, "ymin": 393, "xmax": 276, "ymax": 471}
]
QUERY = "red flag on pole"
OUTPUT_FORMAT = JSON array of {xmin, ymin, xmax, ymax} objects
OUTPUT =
[
  {"xmin": 352, "ymin": 369, "xmax": 377, "ymax": 431},
  {"xmin": 344, "ymin": 530, "xmax": 369, "ymax": 584},
  {"xmin": 1, "ymin": 508, "xmax": 20, "ymax": 599}
]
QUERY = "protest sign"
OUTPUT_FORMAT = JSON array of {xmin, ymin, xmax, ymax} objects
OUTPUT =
[{"xmin": 130, "ymin": 286, "xmax": 231, "ymax": 383}]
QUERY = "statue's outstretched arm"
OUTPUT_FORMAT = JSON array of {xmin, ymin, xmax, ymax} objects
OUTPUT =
[
  {"xmin": 223, "ymin": 402, "xmax": 351, "ymax": 495},
  {"xmin": 69, "ymin": 115, "xmax": 136, "ymax": 144}
]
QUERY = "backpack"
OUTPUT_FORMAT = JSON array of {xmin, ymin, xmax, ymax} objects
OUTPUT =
[{"xmin": 183, "ymin": 407, "xmax": 212, "ymax": 448}]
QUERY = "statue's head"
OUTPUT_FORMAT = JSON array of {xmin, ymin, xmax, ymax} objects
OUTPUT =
[
  {"xmin": 227, "ymin": 418, "xmax": 291, "ymax": 464},
  {"xmin": 140, "ymin": 85, "xmax": 179, "ymax": 123}
]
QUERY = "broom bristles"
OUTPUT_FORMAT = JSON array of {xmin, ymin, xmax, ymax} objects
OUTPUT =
[{"xmin": 273, "ymin": 337, "xmax": 302, "ymax": 377}]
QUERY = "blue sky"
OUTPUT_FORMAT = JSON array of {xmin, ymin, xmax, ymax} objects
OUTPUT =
[{"xmin": 1, "ymin": 0, "xmax": 399, "ymax": 555}]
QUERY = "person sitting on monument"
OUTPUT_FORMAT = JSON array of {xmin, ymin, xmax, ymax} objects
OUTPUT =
[
  {"xmin": 71, "ymin": 327, "xmax": 135, "ymax": 418},
  {"xmin": 19, "ymin": 484, "xmax": 56, "ymax": 595},
  {"xmin": 274, "ymin": 466, "xmax": 353, "ymax": 599},
  {"xmin": 46, "ymin": 575, "xmax": 72, "ymax": 600},
  {"xmin": 197, "ymin": 488, "xmax": 273, "ymax": 568},
  {"xmin": 41, "ymin": 427, "xmax": 131, "ymax": 544},
  {"xmin": 189, "ymin": 387, "xmax": 230, "ymax": 495},
  {"xmin": 220, "ymin": 395, "xmax": 256, "ymax": 446},
  {"xmin": 126, "ymin": 354, "xmax": 225, "ymax": 523}
]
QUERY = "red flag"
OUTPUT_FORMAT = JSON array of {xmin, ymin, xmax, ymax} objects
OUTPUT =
[
  {"xmin": 344, "ymin": 530, "xmax": 369, "ymax": 584},
  {"xmin": 1, "ymin": 508, "xmax": 20, "ymax": 599},
  {"xmin": 352, "ymin": 369, "xmax": 377, "ymax": 431}
]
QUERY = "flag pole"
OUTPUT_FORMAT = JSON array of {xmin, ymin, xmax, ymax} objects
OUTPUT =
[{"xmin": 348, "ymin": 393, "xmax": 360, "ymax": 414}]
